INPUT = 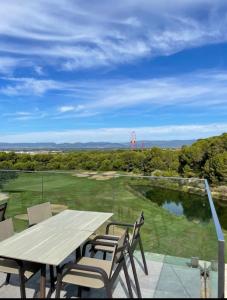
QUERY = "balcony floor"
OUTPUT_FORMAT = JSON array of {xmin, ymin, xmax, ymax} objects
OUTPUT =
[{"xmin": 0, "ymin": 251, "xmax": 202, "ymax": 298}]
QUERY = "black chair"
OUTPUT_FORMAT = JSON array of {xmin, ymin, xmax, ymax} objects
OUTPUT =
[
  {"xmin": 91, "ymin": 211, "xmax": 148, "ymax": 276},
  {"xmin": 55, "ymin": 230, "xmax": 134, "ymax": 298}
]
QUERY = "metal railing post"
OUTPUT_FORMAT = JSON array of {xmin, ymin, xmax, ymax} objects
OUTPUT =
[
  {"xmin": 205, "ymin": 179, "xmax": 225, "ymax": 298},
  {"xmin": 218, "ymin": 240, "xmax": 225, "ymax": 298}
]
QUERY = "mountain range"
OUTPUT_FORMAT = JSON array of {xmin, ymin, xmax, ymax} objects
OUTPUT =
[{"xmin": 0, "ymin": 140, "xmax": 195, "ymax": 150}]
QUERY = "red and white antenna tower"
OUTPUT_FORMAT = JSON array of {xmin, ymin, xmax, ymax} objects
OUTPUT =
[{"xmin": 130, "ymin": 131, "xmax": 136, "ymax": 150}]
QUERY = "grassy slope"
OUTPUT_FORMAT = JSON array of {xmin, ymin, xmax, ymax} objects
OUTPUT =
[{"xmin": 2, "ymin": 172, "xmax": 219, "ymax": 261}]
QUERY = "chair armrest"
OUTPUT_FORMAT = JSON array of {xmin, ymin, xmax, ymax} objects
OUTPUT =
[
  {"xmin": 60, "ymin": 262, "xmax": 109, "ymax": 284},
  {"xmin": 82, "ymin": 238, "xmax": 117, "ymax": 255},
  {"xmin": 106, "ymin": 222, "xmax": 134, "ymax": 234},
  {"xmin": 93, "ymin": 234, "xmax": 119, "ymax": 241},
  {"xmin": 89, "ymin": 240, "xmax": 117, "ymax": 248}
]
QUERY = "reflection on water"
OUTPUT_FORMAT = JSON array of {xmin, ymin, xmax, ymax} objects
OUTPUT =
[
  {"xmin": 162, "ymin": 201, "xmax": 184, "ymax": 216},
  {"xmin": 131, "ymin": 185, "xmax": 212, "ymax": 223},
  {"xmin": 214, "ymin": 200, "xmax": 227, "ymax": 230}
]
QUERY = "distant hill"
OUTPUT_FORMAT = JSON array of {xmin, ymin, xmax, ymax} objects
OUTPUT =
[{"xmin": 0, "ymin": 140, "xmax": 195, "ymax": 151}]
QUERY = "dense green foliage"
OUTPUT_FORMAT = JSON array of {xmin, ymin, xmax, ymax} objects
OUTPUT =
[
  {"xmin": 179, "ymin": 133, "xmax": 227, "ymax": 183},
  {"xmin": 0, "ymin": 133, "xmax": 226, "ymax": 183},
  {"xmin": 0, "ymin": 148, "xmax": 180, "ymax": 175}
]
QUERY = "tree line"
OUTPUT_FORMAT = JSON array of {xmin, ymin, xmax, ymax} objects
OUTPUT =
[{"xmin": 0, "ymin": 133, "xmax": 226, "ymax": 184}]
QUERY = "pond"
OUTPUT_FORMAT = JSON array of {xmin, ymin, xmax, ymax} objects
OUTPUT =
[{"xmin": 131, "ymin": 184, "xmax": 227, "ymax": 230}]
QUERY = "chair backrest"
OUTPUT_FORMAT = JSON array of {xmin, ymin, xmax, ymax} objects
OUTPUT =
[
  {"xmin": 0, "ymin": 218, "xmax": 14, "ymax": 242},
  {"xmin": 0, "ymin": 201, "xmax": 7, "ymax": 221},
  {"xmin": 109, "ymin": 229, "xmax": 128, "ymax": 277},
  {"xmin": 27, "ymin": 202, "xmax": 52, "ymax": 226},
  {"xmin": 130, "ymin": 211, "xmax": 144, "ymax": 246}
]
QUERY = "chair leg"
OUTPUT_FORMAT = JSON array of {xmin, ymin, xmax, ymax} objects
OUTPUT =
[
  {"xmin": 90, "ymin": 248, "xmax": 96, "ymax": 258},
  {"xmin": 55, "ymin": 281, "xmax": 61, "ymax": 298},
  {"xmin": 138, "ymin": 235, "xmax": 148, "ymax": 275},
  {"xmin": 5, "ymin": 273, "xmax": 11, "ymax": 285},
  {"xmin": 128, "ymin": 248, "xmax": 142, "ymax": 298},
  {"xmin": 18, "ymin": 268, "xmax": 26, "ymax": 299},
  {"xmin": 123, "ymin": 260, "xmax": 133, "ymax": 298},
  {"xmin": 106, "ymin": 283, "xmax": 112, "ymax": 298},
  {"xmin": 76, "ymin": 247, "xmax": 81, "ymax": 260},
  {"xmin": 77, "ymin": 286, "xmax": 82, "ymax": 297}
]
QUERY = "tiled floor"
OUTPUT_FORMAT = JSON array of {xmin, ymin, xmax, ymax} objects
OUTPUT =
[{"xmin": 0, "ymin": 251, "xmax": 204, "ymax": 298}]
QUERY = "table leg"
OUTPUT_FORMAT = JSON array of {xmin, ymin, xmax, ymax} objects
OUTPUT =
[
  {"xmin": 40, "ymin": 264, "xmax": 46, "ymax": 298},
  {"xmin": 50, "ymin": 265, "xmax": 55, "ymax": 293},
  {"xmin": 76, "ymin": 247, "xmax": 81, "ymax": 260}
]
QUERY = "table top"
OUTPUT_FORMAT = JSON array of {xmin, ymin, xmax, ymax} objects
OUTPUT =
[{"xmin": 0, "ymin": 210, "xmax": 113, "ymax": 266}]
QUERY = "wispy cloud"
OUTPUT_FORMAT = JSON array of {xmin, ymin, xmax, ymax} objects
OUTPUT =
[
  {"xmin": 0, "ymin": 57, "xmax": 23, "ymax": 75},
  {"xmin": 1, "ymin": 70, "xmax": 227, "ymax": 119},
  {"xmin": 58, "ymin": 106, "xmax": 75, "ymax": 113},
  {"xmin": 0, "ymin": 77, "xmax": 63, "ymax": 96},
  {"xmin": 0, "ymin": 0, "xmax": 227, "ymax": 73},
  {"xmin": 2, "ymin": 110, "xmax": 47, "ymax": 121},
  {"xmin": 58, "ymin": 105, "xmax": 85, "ymax": 113},
  {"xmin": 1, "ymin": 123, "xmax": 227, "ymax": 143}
]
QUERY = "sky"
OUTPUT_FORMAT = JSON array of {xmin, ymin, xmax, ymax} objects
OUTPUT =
[{"xmin": 1, "ymin": 0, "xmax": 227, "ymax": 143}]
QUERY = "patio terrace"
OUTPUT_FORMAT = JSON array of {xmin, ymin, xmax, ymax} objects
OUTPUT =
[{"xmin": 0, "ymin": 250, "xmax": 203, "ymax": 298}]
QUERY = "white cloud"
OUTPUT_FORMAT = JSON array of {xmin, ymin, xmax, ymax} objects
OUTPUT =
[
  {"xmin": 2, "ymin": 70, "xmax": 227, "ymax": 116},
  {"xmin": 0, "ymin": 77, "xmax": 62, "ymax": 96},
  {"xmin": 53, "ymin": 70, "xmax": 227, "ymax": 114},
  {"xmin": 34, "ymin": 66, "xmax": 44, "ymax": 75},
  {"xmin": 0, "ymin": 57, "xmax": 22, "ymax": 75},
  {"xmin": 2, "ymin": 110, "xmax": 47, "ymax": 121},
  {"xmin": 58, "ymin": 106, "xmax": 75, "ymax": 113},
  {"xmin": 0, "ymin": 123, "xmax": 226, "ymax": 143},
  {"xmin": 0, "ymin": 0, "xmax": 226, "ymax": 72}
]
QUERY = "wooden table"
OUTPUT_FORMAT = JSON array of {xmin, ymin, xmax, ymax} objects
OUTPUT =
[{"xmin": 0, "ymin": 209, "xmax": 113, "ymax": 298}]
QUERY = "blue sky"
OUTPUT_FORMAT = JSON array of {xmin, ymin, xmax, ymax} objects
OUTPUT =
[{"xmin": 1, "ymin": 0, "xmax": 227, "ymax": 142}]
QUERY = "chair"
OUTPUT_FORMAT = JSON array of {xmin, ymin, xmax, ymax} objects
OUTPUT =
[
  {"xmin": 27, "ymin": 202, "xmax": 55, "ymax": 291},
  {"xmin": 90, "ymin": 212, "xmax": 148, "ymax": 276},
  {"xmin": 0, "ymin": 201, "xmax": 7, "ymax": 221},
  {"xmin": 55, "ymin": 230, "xmax": 134, "ymax": 298},
  {"xmin": 0, "ymin": 218, "xmax": 41, "ymax": 298},
  {"xmin": 27, "ymin": 202, "xmax": 52, "ymax": 227}
]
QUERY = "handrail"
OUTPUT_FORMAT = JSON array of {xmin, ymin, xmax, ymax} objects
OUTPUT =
[
  {"xmin": 204, "ymin": 179, "xmax": 224, "ymax": 242},
  {"xmin": 0, "ymin": 169, "xmax": 204, "ymax": 181}
]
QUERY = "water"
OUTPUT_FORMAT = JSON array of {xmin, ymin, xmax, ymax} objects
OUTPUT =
[{"xmin": 141, "ymin": 186, "xmax": 227, "ymax": 229}]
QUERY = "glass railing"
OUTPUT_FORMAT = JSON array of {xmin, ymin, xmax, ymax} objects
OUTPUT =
[{"xmin": 0, "ymin": 170, "xmax": 224, "ymax": 298}]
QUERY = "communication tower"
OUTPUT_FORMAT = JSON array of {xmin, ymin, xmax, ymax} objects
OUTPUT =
[{"xmin": 130, "ymin": 131, "xmax": 136, "ymax": 150}]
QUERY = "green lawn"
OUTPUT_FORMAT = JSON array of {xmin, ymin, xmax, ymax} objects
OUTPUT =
[{"xmin": 1, "ymin": 172, "xmax": 220, "ymax": 261}]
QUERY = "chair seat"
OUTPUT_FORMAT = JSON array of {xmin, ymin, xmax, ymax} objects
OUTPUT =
[
  {"xmin": 62, "ymin": 257, "xmax": 112, "ymax": 289},
  {"xmin": 0, "ymin": 258, "xmax": 40, "ymax": 279}
]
